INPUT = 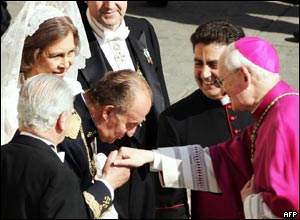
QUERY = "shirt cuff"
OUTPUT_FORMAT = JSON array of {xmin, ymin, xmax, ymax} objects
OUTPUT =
[{"xmin": 150, "ymin": 149, "xmax": 162, "ymax": 172}]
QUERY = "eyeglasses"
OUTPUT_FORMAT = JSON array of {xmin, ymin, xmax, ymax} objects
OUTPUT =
[{"xmin": 213, "ymin": 69, "xmax": 239, "ymax": 88}]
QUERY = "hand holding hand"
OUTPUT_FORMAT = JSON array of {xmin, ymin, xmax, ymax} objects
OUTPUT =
[
  {"xmin": 113, "ymin": 147, "xmax": 154, "ymax": 167},
  {"xmin": 101, "ymin": 150, "xmax": 130, "ymax": 190}
]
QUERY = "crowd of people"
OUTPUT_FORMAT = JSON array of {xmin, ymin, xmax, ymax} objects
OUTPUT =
[{"xmin": 1, "ymin": 1, "xmax": 298, "ymax": 219}]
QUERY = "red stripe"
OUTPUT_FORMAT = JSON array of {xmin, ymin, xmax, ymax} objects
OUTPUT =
[{"xmin": 155, "ymin": 203, "xmax": 185, "ymax": 210}]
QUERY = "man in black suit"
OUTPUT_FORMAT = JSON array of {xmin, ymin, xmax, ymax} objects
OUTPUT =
[
  {"xmin": 75, "ymin": 2, "xmax": 170, "ymax": 218},
  {"xmin": 154, "ymin": 20, "xmax": 255, "ymax": 219},
  {"xmin": 59, "ymin": 69, "xmax": 155, "ymax": 219},
  {"xmin": 1, "ymin": 74, "xmax": 129, "ymax": 219}
]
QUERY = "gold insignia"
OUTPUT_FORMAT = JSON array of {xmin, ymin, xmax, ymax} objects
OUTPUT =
[
  {"xmin": 65, "ymin": 110, "xmax": 81, "ymax": 139},
  {"xmin": 90, "ymin": 158, "xmax": 97, "ymax": 178},
  {"xmin": 87, "ymin": 130, "xmax": 97, "ymax": 139},
  {"xmin": 83, "ymin": 192, "xmax": 111, "ymax": 218}
]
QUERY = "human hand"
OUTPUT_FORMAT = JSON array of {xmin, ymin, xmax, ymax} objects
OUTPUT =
[
  {"xmin": 113, "ymin": 147, "xmax": 154, "ymax": 167},
  {"xmin": 241, "ymin": 175, "xmax": 255, "ymax": 202},
  {"xmin": 101, "ymin": 150, "xmax": 130, "ymax": 190}
]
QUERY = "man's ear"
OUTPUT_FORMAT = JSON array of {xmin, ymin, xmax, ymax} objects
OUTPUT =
[
  {"xmin": 240, "ymin": 66, "xmax": 252, "ymax": 87},
  {"xmin": 56, "ymin": 112, "xmax": 69, "ymax": 133},
  {"xmin": 102, "ymin": 105, "xmax": 114, "ymax": 120}
]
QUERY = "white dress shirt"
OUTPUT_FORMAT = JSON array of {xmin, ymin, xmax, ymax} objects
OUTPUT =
[{"xmin": 86, "ymin": 9, "xmax": 135, "ymax": 72}]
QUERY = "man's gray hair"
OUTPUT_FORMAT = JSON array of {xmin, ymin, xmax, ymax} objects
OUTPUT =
[{"xmin": 18, "ymin": 74, "xmax": 74, "ymax": 132}]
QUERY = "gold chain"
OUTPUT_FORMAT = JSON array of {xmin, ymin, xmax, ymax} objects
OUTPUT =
[
  {"xmin": 250, "ymin": 92, "xmax": 299, "ymax": 162},
  {"xmin": 79, "ymin": 125, "xmax": 97, "ymax": 177}
]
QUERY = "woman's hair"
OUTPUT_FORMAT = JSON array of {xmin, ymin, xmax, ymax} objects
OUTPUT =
[
  {"xmin": 20, "ymin": 16, "xmax": 79, "ymax": 74},
  {"xmin": 18, "ymin": 73, "xmax": 74, "ymax": 131}
]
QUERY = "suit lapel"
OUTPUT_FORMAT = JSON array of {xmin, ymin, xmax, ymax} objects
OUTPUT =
[
  {"xmin": 128, "ymin": 33, "xmax": 166, "ymax": 115},
  {"xmin": 74, "ymin": 94, "xmax": 97, "ymax": 138},
  {"xmin": 81, "ymin": 40, "xmax": 112, "ymax": 88}
]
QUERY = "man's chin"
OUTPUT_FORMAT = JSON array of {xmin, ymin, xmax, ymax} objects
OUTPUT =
[
  {"xmin": 202, "ymin": 89, "xmax": 223, "ymax": 100},
  {"xmin": 107, "ymin": 138, "xmax": 116, "ymax": 144}
]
